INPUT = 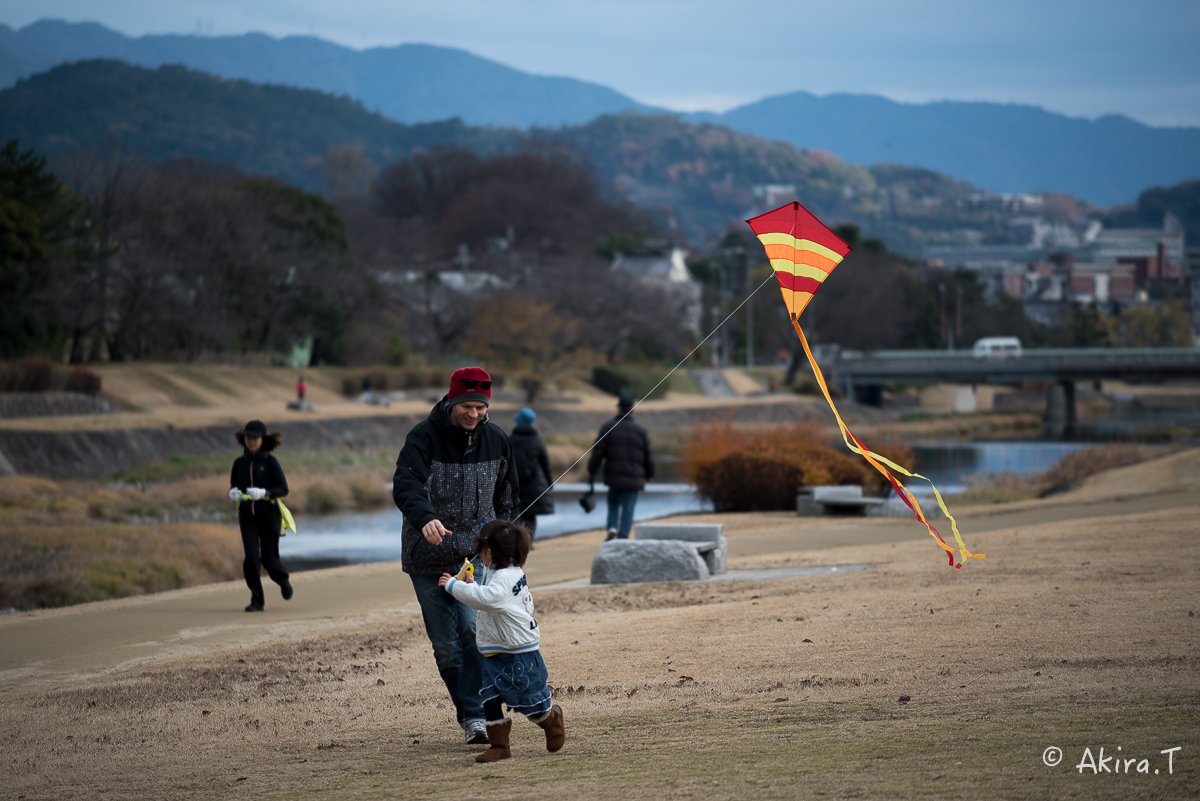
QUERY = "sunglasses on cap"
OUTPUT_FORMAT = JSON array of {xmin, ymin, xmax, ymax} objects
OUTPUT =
[{"xmin": 455, "ymin": 378, "xmax": 493, "ymax": 390}]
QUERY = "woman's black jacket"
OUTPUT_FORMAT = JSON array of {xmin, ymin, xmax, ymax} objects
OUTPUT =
[
  {"xmin": 510, "ymin": 424, "xmax": 555, "ymax": 517},
  {"xmin": 392, "ymin": 400, "xmax": 519, "ymax": 576},
  {"xmin": 230, "ymin": 449, "xmax": 289, "ymax": 518}
]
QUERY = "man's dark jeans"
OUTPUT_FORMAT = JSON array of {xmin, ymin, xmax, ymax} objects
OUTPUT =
[
  {"xmin": 606, "ymin": 488, "xmax": 639, "ymax": 539},
  {"xmin": 409, "ymin": 573, "xmax": 485, "ymax": 726}
]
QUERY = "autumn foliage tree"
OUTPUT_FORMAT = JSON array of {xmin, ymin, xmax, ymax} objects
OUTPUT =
[{"xmin": 472, "ymin": 292, "xmax": 585, "ymax": 402}]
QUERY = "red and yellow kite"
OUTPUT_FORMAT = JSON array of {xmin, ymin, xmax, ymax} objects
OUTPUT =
[{"xmin": 748, "ymin": 201, "xmax": 983, "ymax": 568}]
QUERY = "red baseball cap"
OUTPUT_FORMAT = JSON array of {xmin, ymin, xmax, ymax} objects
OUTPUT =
[{"xmin": 447, "ymin": 367, "xmax": 492, "ymax": 406}]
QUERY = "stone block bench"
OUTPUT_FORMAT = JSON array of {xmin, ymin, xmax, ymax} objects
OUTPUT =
[
  {"xmin": 796, "ymin": 485, "xmax": 885, "ymax": 517},
  {"xmin": 589, "ymin": 523, "xmax": 727, "ymax": 584}
]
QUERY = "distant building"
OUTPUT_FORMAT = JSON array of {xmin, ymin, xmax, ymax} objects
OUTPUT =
[
  {"xmin": 1092, "ymin": 213, "xmax": 1185, "ymax": 283},
  {"xmin": 610, "ymin": 245, "xmax": 702, "ymax": 336},
  {"xmin": 928, "ymin": 214, "xmax": 1188, "ymax": 327}
]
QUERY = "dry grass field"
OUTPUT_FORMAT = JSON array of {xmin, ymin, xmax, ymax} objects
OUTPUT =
[{"xmin": 2, "ymin": 450, "xmax": 1198, "ymax": 800}]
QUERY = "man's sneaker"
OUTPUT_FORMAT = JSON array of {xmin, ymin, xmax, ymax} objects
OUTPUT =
[
  {"xmin": 281, "ymin": 580, "xmax": 294, "ymax": 601},
  {"xmin": 245, "ymin": 603, "xmax": 264, "ymax": 612},
  {"xmin": 605, "ymin": 529, "xmax": 618, "ymax": 541},
  {"xmin": 464, "ymin": 720, "xmax": 488, "ymax": 745}
]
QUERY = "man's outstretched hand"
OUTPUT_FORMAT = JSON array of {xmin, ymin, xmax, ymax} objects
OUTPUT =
[{"xmin": 422, "ymin": 519, "xmax": 452, "ymax": 546}]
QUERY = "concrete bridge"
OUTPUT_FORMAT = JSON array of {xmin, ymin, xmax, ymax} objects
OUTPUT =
[{"xmin": 823, "ymin": 347, "xmax": 1200, "ymax": 436}]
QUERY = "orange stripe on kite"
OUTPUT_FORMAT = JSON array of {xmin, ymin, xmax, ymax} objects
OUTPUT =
[{"xmin": 763, "ymin": 244, "xmax": 841, "ymax": 274}]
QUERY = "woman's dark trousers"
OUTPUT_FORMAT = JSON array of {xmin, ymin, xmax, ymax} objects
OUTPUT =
[{"xmin": 239, "ymin": 504, "xmax": 289, "ymax": 607}]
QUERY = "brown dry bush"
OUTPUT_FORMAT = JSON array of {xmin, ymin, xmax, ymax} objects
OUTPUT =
[
  {"xmin": 302, "ymin": 481, "xmax": 342, "ymax": 514},
  {"xmin": 679, "ymin": 419, "xmax": 914, "ymax": 511},
  {"xmin": 285, "ymin": 471, "xmax": 391, "ymax": 514},
  {"xmin": 1035, "ymin": 443, "xmax": 1156, "ymax": 495},
  {"xmin": 951, "ymin": 443, "xmax": 1162, "ymax": 504},
  {"xmin": 348, "ymin": 477, "xmax": 391, "ymax": 510}
]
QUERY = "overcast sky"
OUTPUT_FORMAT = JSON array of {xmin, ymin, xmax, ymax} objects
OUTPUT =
[{"xmin": 5, "ymin": 0, "xmax": 1199, "ymax": 126}]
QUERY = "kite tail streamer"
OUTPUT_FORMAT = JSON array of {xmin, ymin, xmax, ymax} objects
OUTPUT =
[{"xmin": 791, "ymin": 320, "xmax": 984, "ymax": 568}]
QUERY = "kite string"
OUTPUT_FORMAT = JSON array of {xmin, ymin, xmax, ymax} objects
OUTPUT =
[{"xmin": 514, "ymin": 271, "xmax": 780, "ymax": 521}]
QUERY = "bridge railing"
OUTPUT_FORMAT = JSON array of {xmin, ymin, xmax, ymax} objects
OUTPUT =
[{"xmin": 828, "ymin": 347, "xmax": 1200, "ymax": 363}]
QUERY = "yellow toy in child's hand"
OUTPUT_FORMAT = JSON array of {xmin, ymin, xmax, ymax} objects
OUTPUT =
[{"xmin": 454, "ymin": 558, "xmax": 474, "ymax": 582}]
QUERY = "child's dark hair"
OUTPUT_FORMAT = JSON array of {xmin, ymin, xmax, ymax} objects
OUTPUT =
[{"xmin": 474, "ymin": 520, "xmax": 531, "ymax": 568}]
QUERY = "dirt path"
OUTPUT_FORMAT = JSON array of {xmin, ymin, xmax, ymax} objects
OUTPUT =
[
  {"xmin": 2, "ymin": 449, "xmax": 1197, "ymax": 800},
  {"xmin": 4, "ymin": 449, "xmax": 1197, "ymax": 701}
]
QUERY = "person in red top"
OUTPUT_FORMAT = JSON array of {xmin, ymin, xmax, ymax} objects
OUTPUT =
[{"xmin": 296, "ymin": 375, "xmax": 307, "ymax": 401}]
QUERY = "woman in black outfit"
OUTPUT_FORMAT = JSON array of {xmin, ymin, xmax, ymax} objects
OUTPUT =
[{"xmin": 228, "ymin": 419, "xmax": 293, "ymax": 612}]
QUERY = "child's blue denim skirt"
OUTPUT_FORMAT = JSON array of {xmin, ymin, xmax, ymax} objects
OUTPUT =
[{"xmin": 481, "ymin": 650, "xmax": 553, "ymax": 718}]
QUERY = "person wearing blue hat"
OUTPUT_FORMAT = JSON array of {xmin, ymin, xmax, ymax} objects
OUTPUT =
[{"xmin": 510, "ymin": 407, "xmax": 554, "ymax": 543}]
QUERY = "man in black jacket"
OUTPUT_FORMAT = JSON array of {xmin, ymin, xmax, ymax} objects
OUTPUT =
[
  {"xmin": 587, "ymin": 391, "xmax": 655, "ymax": 541},
  {"xmin": 392, "ymin": 367, "xmax": 519, "ymax": 745}
]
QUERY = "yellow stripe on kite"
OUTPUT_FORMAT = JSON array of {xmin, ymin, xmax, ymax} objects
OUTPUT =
[
  {"xmin": 757, "ymin": 232, "xmax": 846, "ymax": 265},
  {"xmin": 770, "ymin": 259, "xmax": 829, "ymax": 282},
  {"xmin": 763, "ymin": 243, "xmax": 840, "ymax": 274}
]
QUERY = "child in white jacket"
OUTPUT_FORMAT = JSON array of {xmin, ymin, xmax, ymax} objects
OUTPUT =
[{"xmin": 439, "ymin": 520, "xmax": 565, "ymax": 763}]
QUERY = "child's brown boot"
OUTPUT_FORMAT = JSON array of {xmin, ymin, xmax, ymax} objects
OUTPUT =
[
  {"xmin": 536, "ymin": 705, "xmax": 565, "ymax": 752},
  {"xmin": 474, "ymin": 719, "xmax": 512, "ymax": 763}
]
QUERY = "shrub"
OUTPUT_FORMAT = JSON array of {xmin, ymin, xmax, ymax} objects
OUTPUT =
[
  {"xmin": 679, "ymin": 418, "xmax": 915, "ymax": 510},
  {"xmin": 303, "ymin": 482, "xmax": 342, "ymax": 514},
  {"xmin": 427, "ymin": 369, "xmax": 445, "ymax": 388},
  {"xmin": 699, "ymin": 453, "xmax": 802, "ymax": 511},
  {"xmin": 341, "ymin": 377, "xmax": 358, "ymax": 397},
  {"xmin": 348, "ymin": 478, "xmax": 390, "ymax": 510},
  {"xmin": 402, "ymin": 369, "xmax": 424, "ymax": 389},
  {"xmin": 64, "ymin": 365, "xmax": 103, "ymax": 395},
  {"xmin": 1035, "ymin": 444, "xmax": 1152, "ymax": 496},
  {"xmin": 0, "ymin": 358, "xmax": 54, "ymax": 392}
]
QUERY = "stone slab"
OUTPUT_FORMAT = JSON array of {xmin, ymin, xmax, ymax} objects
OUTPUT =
[{"xmin": 633, "ymin": 522, "xmax": 727, "ymax": 574}]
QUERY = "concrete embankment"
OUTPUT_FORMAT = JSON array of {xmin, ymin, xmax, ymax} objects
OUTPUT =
[{"xmin": 0, "ymin": 398, "xmax": 819, "ymax": 480}]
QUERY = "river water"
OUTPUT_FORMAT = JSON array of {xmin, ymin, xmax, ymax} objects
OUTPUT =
[{"xmin": 280, "ymin": 441, "xmax": 1091, "ymax": 570}]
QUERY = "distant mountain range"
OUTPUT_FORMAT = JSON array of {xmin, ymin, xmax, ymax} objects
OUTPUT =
[
  {"xmin": 4, "ymin": 20, "xmax": 1199, "ymax": 207},
  {"xmin": 0, "ymin": 19, "xmax": 655, "ymax": 128},
  {"xmin": 1, "ymin": 59, "xmax": 980, "ymax": 253},
  {"xmin": 0, "ymin": 59, "xmax": 519, "ymax": 191},
  {"xmin": 688, "ymin": 94, "xmax": 1200, "ymax": 208}
]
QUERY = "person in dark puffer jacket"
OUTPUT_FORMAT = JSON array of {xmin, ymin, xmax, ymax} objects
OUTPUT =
[
  {"xmin": 587, "ymin": 391, "xmax": 655, "ymax": 540},
  {"xmin": 228, "ymin": 420, "xmax": 292, "ymax": 612},
  {"xmin": 510, "ymin": 407, "xmax": 554, "ymax": 543},
  {"xmin": 392, "ymin": 367, "xmax": 520, "ymax": 746}
]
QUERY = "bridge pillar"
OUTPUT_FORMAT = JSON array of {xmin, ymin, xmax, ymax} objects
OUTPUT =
[
  {"xmin": 853, "ymin": 384, "xmax": 883, "ymax": 407},
  {"xmin": 1044, "ymin": 380, "xmax": 1077, "ymax": 439}
]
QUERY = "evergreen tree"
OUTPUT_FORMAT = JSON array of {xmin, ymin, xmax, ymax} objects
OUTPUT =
[{"xmin": 0, "ymin": 139, "xmax": 88, "ymax": 358}]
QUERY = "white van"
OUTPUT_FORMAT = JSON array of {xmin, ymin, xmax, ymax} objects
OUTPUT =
[{"xmin": 972, "ymin": 337, "xmax": 1023, "ymax": 358}]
